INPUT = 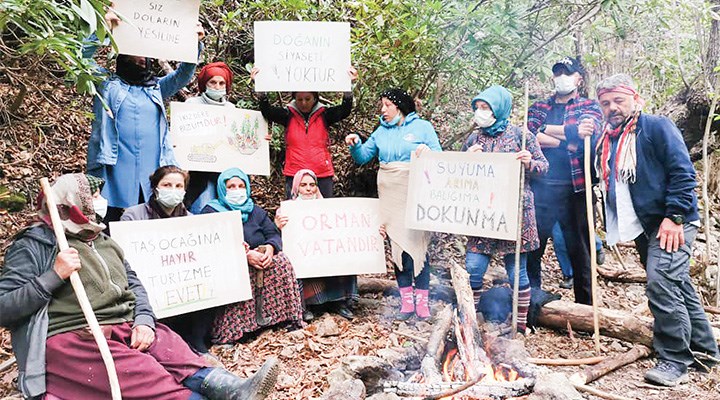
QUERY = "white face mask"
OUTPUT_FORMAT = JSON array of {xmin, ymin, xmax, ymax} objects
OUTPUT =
[
  {"xmin": 93, "ymin": 196, "xmax": 108, "ymax": 219},
  {"xmin": 473, "ymin": 108, "xmax": 496, "ymax": 128},
  {"xmin": 554, "ymin": 75, "xmax": 577, "ymax": 95},
  {"xmin": 155, "ymin": 188, "xmax": 186, "ymax": 209},
  {"xmin": 225, "ymin": 189, "xmax": 248, "ymax": 205},
  {"xmin": 205, "ymin": 88, "xmax": 226, "ymax": 101}
]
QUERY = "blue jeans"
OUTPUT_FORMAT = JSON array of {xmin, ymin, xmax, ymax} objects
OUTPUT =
[
  {"xmin": 465, "ymin": 252, "xmax": 529, "ymax": 290},
  {"xmin": 553, "ymin": 222, "xmax": 603, "ymax": 279}
]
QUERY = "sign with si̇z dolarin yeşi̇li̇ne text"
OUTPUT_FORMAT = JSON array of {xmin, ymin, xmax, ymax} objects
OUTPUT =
[
  {"xmin": 405, "ymin": 151, "xmax": 521, "ymax": 240},
  {"xmin": 280, "ymin": 198, "xmax": 386, "ymax": 279},
  {"xmin": 253, "ymin": 21, "xmax": 352, "ymax": 92},
  {"xmin": 169, "ymin": 102, "xmax": 270, "ymax": 175},
  {"xmin": 111, "ymin": 0, "xmax": 200, "ymax": 63},
  {"xmin": 110, "ymin": 211, "xmax": 251, "ymax": 319}
]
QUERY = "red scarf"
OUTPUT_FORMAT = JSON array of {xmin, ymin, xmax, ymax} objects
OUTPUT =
[{"xmin": 596, "ymin": 110, "xmax": 640, "ymax": 188}]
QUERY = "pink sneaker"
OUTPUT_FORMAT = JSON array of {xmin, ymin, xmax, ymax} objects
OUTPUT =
[{"xmin": 415, "ymin": 289, "xmax": 430, "ymax": 319}]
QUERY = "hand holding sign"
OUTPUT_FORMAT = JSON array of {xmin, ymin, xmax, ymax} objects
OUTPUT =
[
  {"xmin": 415, "ymin": 143, "xmax": 431, "ymax": 158},
  {"xmin": 515, "ymin": 150, "xmax": 532, "ymax": 168}
]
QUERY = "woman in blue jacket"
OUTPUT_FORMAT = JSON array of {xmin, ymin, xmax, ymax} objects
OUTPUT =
[
  {"xmin": 86, "ymin": 10, "xmax": 204, "ymax": 223},
  {"xmin": 345, "ymin": 89, "xmax": 441, "ymax": 320}
]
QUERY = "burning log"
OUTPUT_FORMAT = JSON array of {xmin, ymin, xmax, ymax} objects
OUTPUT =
[
  {"xmin": 536, "ymin": 300, "xmax": 654, "ymax": 347},
  {"xmin": 569, "ymin": 345, "xmax": 651, "ymax": 385},
  {"xmin": 382, "ymin": 378, "xmax": 535, "ymax": 399}
]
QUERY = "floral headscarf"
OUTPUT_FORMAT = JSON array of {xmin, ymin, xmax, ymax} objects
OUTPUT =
[{"xmin": 37, "ymin": 174, "xmax": 106, "ymax": 241}]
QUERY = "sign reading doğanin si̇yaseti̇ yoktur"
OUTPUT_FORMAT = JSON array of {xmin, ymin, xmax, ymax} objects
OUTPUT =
[
  {"xmin": 405, "ymin": 151, "xmax": 521, "ymax": 240},
  {"xmin": 112, "ymin": 0, "xmax": 200, "ymax": 63},
  {"xmin": 110, "ymin": 212, "xmax": 251, "ymax": 319},
  {"xmin": 253, "ymin": 21, "xmax": 352, "ymax": 92}
]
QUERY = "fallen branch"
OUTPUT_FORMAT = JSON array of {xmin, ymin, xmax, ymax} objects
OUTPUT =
[
  {"xmin": 394, "ymin": 330, "xmax": 429, "ymax": 344},
  {"xmin": 422, "ymin": 373, "xmax": 483, "ymax": 400},
  {"xmin": 383, "ymin": 378, "xmax": 535, "ymax": 399},
  {"xmin": 572, "ymin": 383, "xmax": 636, "ymax": 400},
  {"xmin": 570, "ymin": 345, "xmax": 651, "ymax": 384},
  {"xmin": 704, "ymin": 305, "xmax": 720, "ymax": 315},
  {"xmin": 528, "ymin": 356, "xmax": 604, "ymax": 366},
  {"xmin": 0, "ymin": 357, "xmax": 16, "ymax": 373},
  {"xmin": 597, "ymin": 266, "xmax": 647, "ymax": 283}
]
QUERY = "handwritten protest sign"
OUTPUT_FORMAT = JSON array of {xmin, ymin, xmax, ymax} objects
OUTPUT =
[
  {"xmin": 112, "ymin": 0, "xmax": 200, "ymax": 63},
  {"xmin": 110, "ymin": 211, "xmax": 251, "ymax": 319},
  {"xmin": 281, "ymin": 198, "xmax": 386, "ymax": 279},
  {"xmin": 169, "ymin": 102, "xmax": 270, "ymax": 175},
  {"xmin": 254, "ymin": 21, "xmax": 351, "ymax": 92},
  {"xmin": 405, "ymin": 151, "xmax": 521, "ymax": 240}
]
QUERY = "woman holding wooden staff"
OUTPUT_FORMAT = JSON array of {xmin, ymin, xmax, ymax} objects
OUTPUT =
[
  {"xmin": 345, "ymin": 88, "xmax": 442, "ymax": 320},
  {"xmin": 461, "ymin": 86, "xmax": 548, "ymax": 333},
  {"xmin": 0, "ymin": 173, "xmax": 279, "ymax": 399}
]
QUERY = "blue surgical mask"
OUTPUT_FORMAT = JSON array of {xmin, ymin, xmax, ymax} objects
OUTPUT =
[
  {"xmin": 387, "ymin": 113, "xmax": 402, "ymax": 126},
  {"xmin": 226, "ymin": 189, "xmax": 248, "ymax": 205},
  {"xmin": 205, "ymin": 88, "xmax": 226, "ymax": 101}
]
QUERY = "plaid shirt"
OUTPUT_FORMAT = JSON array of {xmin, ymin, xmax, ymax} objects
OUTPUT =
[{"xmin": 527, "ymin": 94, "xmax": 603, "ymax": 192}]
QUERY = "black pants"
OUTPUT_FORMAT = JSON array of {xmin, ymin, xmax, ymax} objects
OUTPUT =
[
  {"xmin": 284, "ymin": 176, "xmax": 333, "ymax": 199},
  {"xmin": 528, "ymin": 181, "xmax": 593, "ymax": 304},
  {"xmin": 394, "ymin": 251, "xmax": 430, "ymax": 290}
]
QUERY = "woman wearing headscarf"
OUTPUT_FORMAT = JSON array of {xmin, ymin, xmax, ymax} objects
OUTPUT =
[
  {"xmin": 0, "ymin": 173, "xmax": 279, "ymax": 400},
  {"xmin": 183, "ymin": 62, "xmax": 237, "ymax": 214},
  {"xmin": 251, "ymin": 67, "xmax": 358, "ymax": 199},
  {"xmin": 461, "ymin": 85, "xmax": 549, "ymax": 333},
  {"xmin": 85, "ymin": 11, "xmax": 205, "ymax": 223},
  {"xmin": 121, "ymin": 166, "xmax": 218, "ymax": 357},
  {"xmin": 275, "ymin": 169, "xmax": 358, "ymax": 321},
  {"xmin": 201, "ymin": 168, "xmax": 302, "ymax": 343},
  {"xmin": 345, "ymin": 89, "xmax": 442, "ymax": 320}
]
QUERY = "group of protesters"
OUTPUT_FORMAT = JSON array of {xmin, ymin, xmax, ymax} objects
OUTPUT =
[{"xmin": 0, "ymin": 8, "xmax": 718, "ymax": 400}]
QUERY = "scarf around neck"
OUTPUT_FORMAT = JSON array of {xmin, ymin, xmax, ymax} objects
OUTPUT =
[
  {"xmin": 148, "ymin": 194, "xmax": 189, "ymax": 219},
  {"xmin": 596, "ymin": 110, "xmax": 641, "ymax": 189}
]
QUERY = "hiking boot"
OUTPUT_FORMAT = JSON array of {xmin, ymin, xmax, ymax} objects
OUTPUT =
[
  {"xmin": 397, "ymin": 286, "xmax": 415, "ymax": 320},
  {"xmin": 302, "ymin": 309, "xmax": 315, "ymax": 322},
  {"xmin": 559, "ymin": 276, "xmax": 573, "ymax": 289},
  {"xmin": 644, "ymin": 361, "xmax": 689, "ymax": 387},
  {"xmin": 334, "ymin": 302, "xmax": 355, "ymax": 320},
  {"xmin": 200, "ymin": 358, "xmax": 279, "ymax": 400}
]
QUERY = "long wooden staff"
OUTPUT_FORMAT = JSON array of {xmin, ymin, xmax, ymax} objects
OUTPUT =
[
  {"xmin": 583, "ymin": 132, "xmax": 601, "ymax": 354},
  {"xmin": 511, "ymin": 81, "xmax": 529, "ymax": 337},
  {"xmin": 40, "ymin": 178, "xmax": 122, "ymax": 400}
]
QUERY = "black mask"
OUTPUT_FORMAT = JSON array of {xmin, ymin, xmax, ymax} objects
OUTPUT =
[{"xmin": 115, "ymin": 55, "xmax": 157, "ymax": 86}]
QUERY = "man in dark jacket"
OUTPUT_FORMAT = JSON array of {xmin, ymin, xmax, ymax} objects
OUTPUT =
[{"xmin": 587, "ymin": 74, "xmax": 719, "ymax": 386}]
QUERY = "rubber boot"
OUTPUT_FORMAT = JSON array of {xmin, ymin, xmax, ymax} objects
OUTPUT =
[
  {"xmin": 200, "ymin": 358, "xmax": 279, "ymax": 400},
  {"xmin": 415, "ymin": 289, "xmax": 430, "ymax": 319},
  {"xmin": 397, "ymin": 286, "xmax": 415, "ymax": 320}
]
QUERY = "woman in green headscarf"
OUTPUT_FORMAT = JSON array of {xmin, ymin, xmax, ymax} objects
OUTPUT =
[
  {"xmin": 461, "ymin": 85, "xmax": 549, "ymax": 333},
  {"xmin": 201, "ymin": 168, "xmax": 302, "ymax": 343}
]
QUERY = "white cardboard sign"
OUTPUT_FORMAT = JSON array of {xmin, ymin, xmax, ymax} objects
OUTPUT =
[
  {"xmin": 405, "ymin": 151, "xmax": 521, "ymax": 240},
  {"xmin": 169, "ymin": 102, "xmax": 270, "ymax": 175},
  {"xmin": 280, "ymin": 198, "xmax": 386, "ymax": 279},
  {"xmin": 112, "ymin": 0, "xmax": 200, "ymax": 63},
  {"xmin": 253, "ymin": 21, "xmax": 352, "ymax": 92},
  {"xmin": 110, "ymin": 211, "xmax": 251, "ymax": 319}
]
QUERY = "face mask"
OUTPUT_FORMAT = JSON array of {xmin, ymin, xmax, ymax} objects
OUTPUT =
[
  {"xmin": 473, "ymin": 108, "xmax": 496, "ymax": 128},
  {"xmin": 386, "ymin": 113, "xmax": 402, "ymax": 126},
  {"xmin": 554, "ymin": 75, "xmax": 577, "ymax": 95},
  {"xmin": 205, "ymin": 88, "xmax": 226, "ymax": 101},
  {"xmin": 93, "ymin": 197, "xmax": 108, "ymax": 219},
  {"xmin": 155, "ymin": 188, "xmax": 186, "ymax": 209},
  {"xmin": 225, "ymin": 189, "xmax": 248, "ymax": 205}
]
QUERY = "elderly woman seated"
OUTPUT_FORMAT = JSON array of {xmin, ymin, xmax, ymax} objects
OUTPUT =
[{"xmin": 0, "ymin": 173, "xmax": 278, "ymax": 400}]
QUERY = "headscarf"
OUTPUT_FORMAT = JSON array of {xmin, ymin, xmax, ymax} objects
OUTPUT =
[
  {"xmin": 115, "ymin": 54, "xmax": 157, "ymax": 86},
  {"xmin": 206, "ymin": 167, "xmax": 255, "ymax": 222},
  {"xmin": 381, "ymin": 88, "xmax": 416, "ymax": 116},
  {"xmin": 37, "ymin": 174, "xmax": 106, "ymax": 241},
  {"xmin": 197, "ymin": 62, "xmax": 233, "ymax": 94},
  {"xmin": 291, "ymin": 169, "xmax": 324, "ymax": 200},
  {"xmin": 470, "ymin": 85, "xmax": 512, "ymax": 137}
]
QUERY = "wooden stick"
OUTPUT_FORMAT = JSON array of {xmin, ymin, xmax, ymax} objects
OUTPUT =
[
  {"xmin": 512, "ymin": 81, "xmax": 529, "ymax": 337},
  {"xmin": 583, "ymin": 135, "xmax": 601, "ymax": 354},
  {"xmin": 570, "ymin": 345, "xmax": 651, "ymax": 385},
  {"xmin": 705, "ymin": 305, "xmax": 720, "ymax": 315},
  {"xmin": 572, "ymin": 383, "xmax": 637, "ymax": 400},
  {"xmin": 528, "ymin": 356, "xmax": 605, "ymax": 366},
  {"xmin": 394, "ymin": 330, "xmax": 429, "ymax": 344},
  {"xmin": 40, "ymin": 178, "xmax": 122, "ymax": 400},
  {"xmin": 0, "ymin": 357, "xmax": 16, "ymax": 373},
  {"xmin": 421, "ymin": 373, "xmax": 483, "ymax": 400},
  {"xmin": 610, "ymin": 244, "xmax": 627, "ymax": 270}
]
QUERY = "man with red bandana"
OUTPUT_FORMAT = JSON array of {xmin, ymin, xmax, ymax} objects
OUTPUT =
[{"xmin": 583, "ymin": 74, "xmax": 719, "ymax": 386}]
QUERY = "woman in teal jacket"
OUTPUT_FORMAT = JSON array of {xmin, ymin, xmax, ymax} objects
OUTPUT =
[{"xmin": 345, "ymin": 89, "xmax": 441, "ymax": 320}]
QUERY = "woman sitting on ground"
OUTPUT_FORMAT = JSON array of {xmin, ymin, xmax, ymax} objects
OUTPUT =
[
  {"xmin": 201, "ymin": 168, "xmax": 302, "ymax": 343},
  {"xmin": 275, "ymin": 169, "xmax": 359, "ymax": 321},
  {"xmin": 121, "ymin": 165, "xmax": 216, "ymax": 356},
  {"xmin": 461, "ymin": 85, "xmax": 549, "ymax": 333},
  {"xmin": 0, "ymin": 173, "xmax": 278, "ymax": 400}
]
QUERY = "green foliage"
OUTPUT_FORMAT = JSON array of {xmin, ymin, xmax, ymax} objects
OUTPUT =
[{"xmin": 0, "ymin": 0, "xmax": 112, "ymax": 95}]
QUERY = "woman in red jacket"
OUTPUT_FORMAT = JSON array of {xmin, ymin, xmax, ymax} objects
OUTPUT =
[{"xmin": 251, "ymin": 67, "xmax": 358, "ymax": 198}]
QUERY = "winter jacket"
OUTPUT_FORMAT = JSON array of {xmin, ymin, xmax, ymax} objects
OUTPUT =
[
  {"xmin": 259, "ymin": 94, "xmax": 353, "ymax": 178},
  {"xmin": 350, "ymin": 112, "xmax": 442, "ymax": 165},
  {"xmin": 611, "ymin": 113, "xmax": 700, "ymax": 232},
  {"xmin": 0, "ymin": 225, "xmax": 155, "ymax": 398}
]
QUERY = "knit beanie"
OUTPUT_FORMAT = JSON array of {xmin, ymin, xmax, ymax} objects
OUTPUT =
[
  {"xmin": 198, "ymin": 62, "xmax": 233, "ymax": 94},
  {"xmin": 381, "ymin": 88, "xmax": 416, "ymax": 116}
]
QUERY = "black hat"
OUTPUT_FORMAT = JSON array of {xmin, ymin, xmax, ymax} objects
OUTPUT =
[
  {"xmin": 552, "ymin": 57, "xmax": 585, "ymax": 76},
  {"xmin": 380, "ymin": 88, "xmax": 416, "ymax": 116}
]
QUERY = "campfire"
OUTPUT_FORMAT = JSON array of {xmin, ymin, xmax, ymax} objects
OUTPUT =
[{"xmin": 381, "ymin": 262, "xmax": 536, "ymax": 399}]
